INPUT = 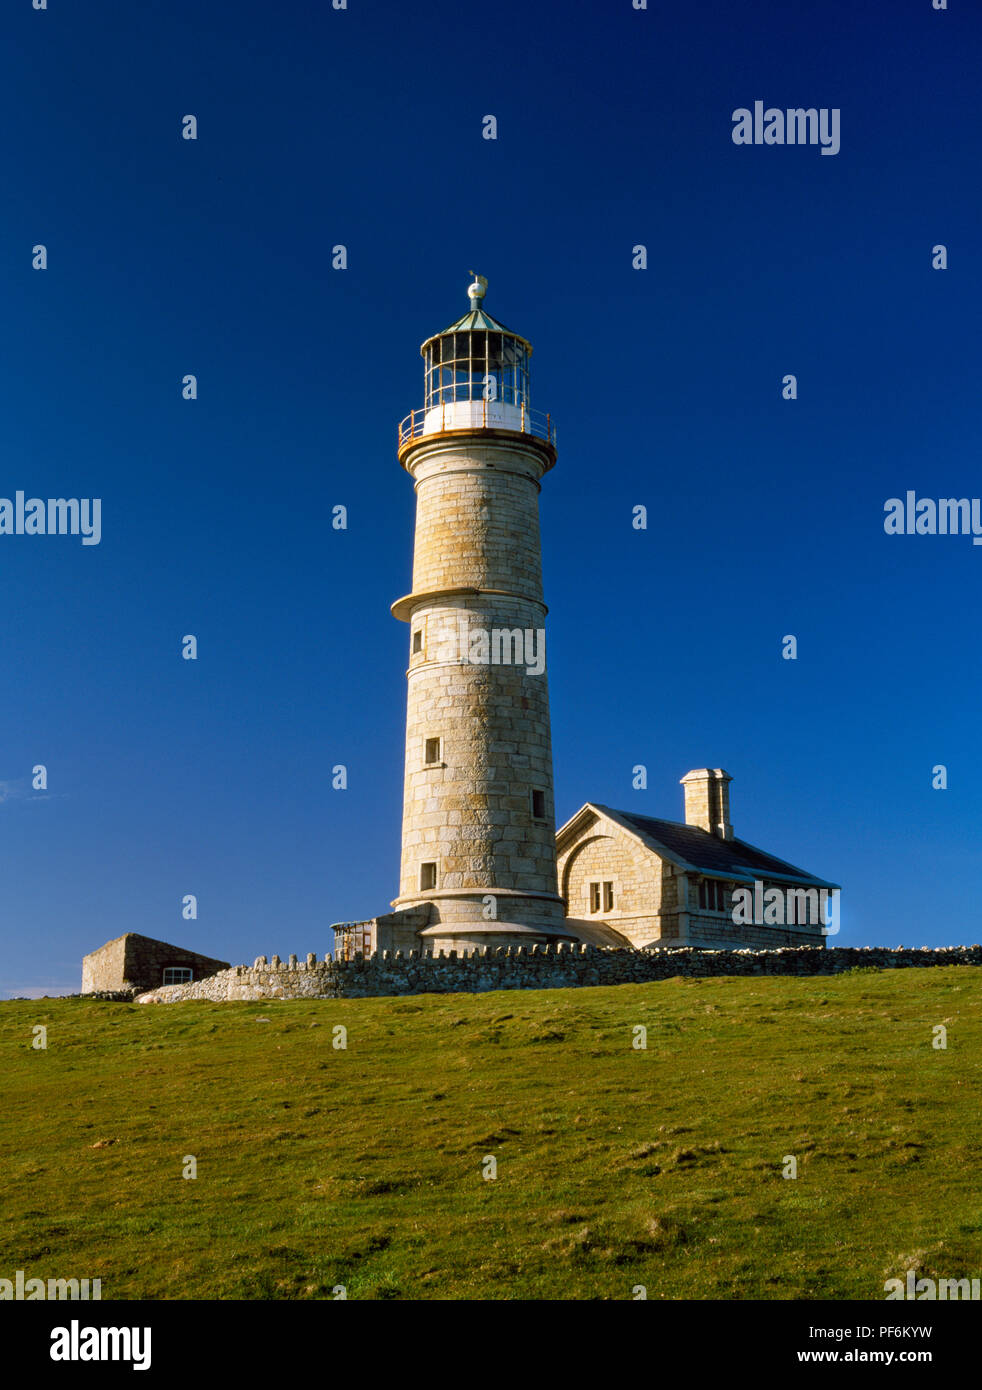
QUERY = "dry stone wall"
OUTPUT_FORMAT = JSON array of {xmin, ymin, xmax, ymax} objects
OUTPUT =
[{"xmin": 135, "ymin": 943, "xmax": 982, "ymax": 1003}]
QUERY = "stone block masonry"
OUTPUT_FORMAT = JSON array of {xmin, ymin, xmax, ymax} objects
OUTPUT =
[
  {"xmin": 81, "ymin": 933, "xmax": 230, "ymax": 995},
  {"xmin": 134, "ymin": 943, "xmax": 982, "ymax": 1003}
]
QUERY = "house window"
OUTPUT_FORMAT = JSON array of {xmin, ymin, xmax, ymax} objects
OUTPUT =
[
  {"xmin": 699, "ymin": 880, "xmax": 727, "ymax": 912},
  {"xmin": 420, "ymin": 862, "xmax": 437, "ymax": 891},
  {"xmin": 531, "ymin": 789, "xmax": 546, "ymax": 819},
  {"xmin": 603, "ymin": 881, "xmax": 614, "ymax": 912},
  {"xmin": 163, "ymin": 967, "xmax": 193, "ymax": 985},
  {"xmin": 412, "ymin": 629, "xmax": 423, "ymax": 654},
  {"xmin": 424, "ymin": 736, "xmax": 442, "ymax": 765},
  {"xmin": 589, "ymin": 881, "xmax": 601, "ymax": 913}
]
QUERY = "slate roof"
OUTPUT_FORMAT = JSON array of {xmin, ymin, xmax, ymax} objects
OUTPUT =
[{"xmin": 589, "ymin": 806, "xmax": 839, "ymax": 890}]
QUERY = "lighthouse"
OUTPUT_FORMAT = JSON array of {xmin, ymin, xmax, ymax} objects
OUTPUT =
[{"xmin": 389, "ymin": 276, "xmax": 575, "ymax": 952}]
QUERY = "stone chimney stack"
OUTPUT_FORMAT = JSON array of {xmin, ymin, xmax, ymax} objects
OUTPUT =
[{"xmin": 680, "ymin": 769, "xmax": 733, "ymax": 840}]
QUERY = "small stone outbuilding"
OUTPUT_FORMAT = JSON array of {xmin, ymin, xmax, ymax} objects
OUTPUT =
[{"xmin": 81, "ymin": 933, "xmax": 230, "ymax": 995}]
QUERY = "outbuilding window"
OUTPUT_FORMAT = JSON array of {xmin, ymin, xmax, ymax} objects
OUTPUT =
[{"xmin": 163, "ymin": 967, "xmax": 193, "ymax": 985}]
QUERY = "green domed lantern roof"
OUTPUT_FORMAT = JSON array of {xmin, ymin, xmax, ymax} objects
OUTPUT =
[{"xmin": 425, "ymin": 275, "xmax": 531, "ymax": 352}]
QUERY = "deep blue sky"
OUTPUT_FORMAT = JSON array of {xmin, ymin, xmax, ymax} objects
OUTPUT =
[{"xmin": 2, "ymin": 0, "xmax": 979, "ymax": 995}]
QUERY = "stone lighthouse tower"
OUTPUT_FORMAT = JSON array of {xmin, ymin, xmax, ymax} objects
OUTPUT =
[{"xmin": 389, "ymin": 276, "xmax": 574, "ymax": 953}]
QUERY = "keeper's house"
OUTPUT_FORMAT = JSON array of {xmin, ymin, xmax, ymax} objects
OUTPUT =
[{"xmin": 557, "ymin": 769, "xmax": 839, "ymax": 950}]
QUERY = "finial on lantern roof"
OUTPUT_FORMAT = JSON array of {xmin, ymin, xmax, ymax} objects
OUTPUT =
[
  {"xmin": 467, "ymin": 272, "xmax": 488, "ymax": 309},
  {"xmin": 427, "ymin": 276, "xmax": 528, "ymax": 351}
]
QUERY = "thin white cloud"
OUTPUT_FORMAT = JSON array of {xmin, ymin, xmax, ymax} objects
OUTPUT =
[{"xmin": 0, "ymin": 777, "xmax": 64, "ymax": 806}]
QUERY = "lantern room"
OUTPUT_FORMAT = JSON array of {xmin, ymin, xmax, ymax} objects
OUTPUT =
[
  {"xmin": 423, "ymin": 274, "xmax": 529, "ymax": 411},
  {"xmin": 398, "ymin": 275, "xmax": 556, "ymax": 451}
]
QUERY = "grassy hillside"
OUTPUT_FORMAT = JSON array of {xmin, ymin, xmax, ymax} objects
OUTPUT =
[{"xmin": 2, "ymin": 967, "xmax": 981, "ymax": 1300}]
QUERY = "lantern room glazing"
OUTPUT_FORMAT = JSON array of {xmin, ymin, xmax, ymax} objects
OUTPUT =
[{"xmin": 423, "ymin": 325, "xmax": 530, "ymax": 410}]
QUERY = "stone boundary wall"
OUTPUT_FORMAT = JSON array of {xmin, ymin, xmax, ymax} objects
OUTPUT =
[
  {"xmin": 135, "ymin": 943, "xmax": 982, "ymax": 1004},
  {"xmin": 3, "ymin": 989, "xmax": 138, "ymax": 1003}
]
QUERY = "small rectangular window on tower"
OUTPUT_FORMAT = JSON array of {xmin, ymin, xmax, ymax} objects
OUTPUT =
[
  {"xmin": 424, "ymin": 737, "xmax": 441, "ymax": 765},
  {"xmin": 603, "ymin": 882, "xmax": 614, "ymax": 913},
  {"xmin": 589, "ymin": 882, "xmax": 601, "ymax": 913},
  {"xmin": 412, "ymin": 629, "xmax": 423, "ymax": 654},
  {"xmin": 531, "ymin": 789, "xmax": 546, "ymax": 819},
  {"xmin": 420, "ymin": 862, "xmax": 437, "ymax": 891}
]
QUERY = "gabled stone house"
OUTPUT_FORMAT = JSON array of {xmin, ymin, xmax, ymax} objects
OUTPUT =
[{"xmin": 556, "ymin": 769, "xmax": 838, "ymax": 950}]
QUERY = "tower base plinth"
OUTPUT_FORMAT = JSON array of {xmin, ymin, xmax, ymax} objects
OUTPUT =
[{"xmin": 389, "ymin": 888, "xmax": 573, "ymax": 954}]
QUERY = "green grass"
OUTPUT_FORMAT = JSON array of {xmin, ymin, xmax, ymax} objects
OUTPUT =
[{"xmin": 2, "ymin": 967, "xmax": 981, "ymax": 1300}]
